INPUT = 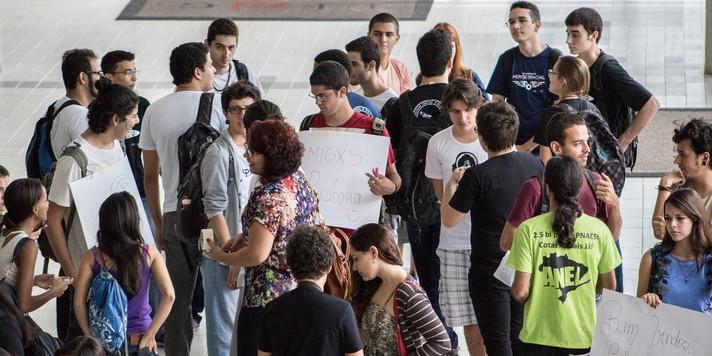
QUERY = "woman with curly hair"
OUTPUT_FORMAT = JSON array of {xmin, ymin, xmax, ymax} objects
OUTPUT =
[
  {"xmin": 206, "ymin": 119, "xmax": 321, "ymax": 356},
  {"xmin": 638, "ymin": 188, "xmax": 712, "ymax": 313},
  {"xmin": 508, "ymin": 156, "xmax": 620, "ymax": 354}
]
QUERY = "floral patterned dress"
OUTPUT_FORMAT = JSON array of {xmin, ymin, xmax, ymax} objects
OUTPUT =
[{"xmin": 241, "ymin": 170, "xmax": 321, "ymax": 307}]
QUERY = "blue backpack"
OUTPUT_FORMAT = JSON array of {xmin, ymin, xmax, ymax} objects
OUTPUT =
[
  {"xmin": 25, "ymin": 100, "xmax": 80, "ymax": 179},
  {"xmin": 88, "ymin": 248, "xmax": 128, "ymax": 354}
]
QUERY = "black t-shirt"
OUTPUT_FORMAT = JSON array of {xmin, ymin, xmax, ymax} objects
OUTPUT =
[
  {"xmin": 258, "ymin": 282, "xmax": 364, "ymax": 356},
  {"xmin": 449, "ymin": 151, "xmax": 543, "ymax": 270},
  {"xmin": 385, "ymin": 83, "xmax": 449, "ymax": 150},
  {"xmin": 533, "ymin": 98, "xmax": 599, "ymax": 146},
  {"xmin": 590, "ymin": 50, "xmax": 652, "ymax": 135},
  {"xmin": 126, "ymin": 96, "xmax": 151, "ymax": 197}
]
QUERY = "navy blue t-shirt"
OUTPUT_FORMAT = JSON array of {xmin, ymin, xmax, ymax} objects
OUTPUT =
[
  {"xmin": 347, "ymin": 92, "xmax": 381, "ymax": 119},
  {"xmin": 487, "ymin": 46, "xmax": 557, "ymax": 144}
]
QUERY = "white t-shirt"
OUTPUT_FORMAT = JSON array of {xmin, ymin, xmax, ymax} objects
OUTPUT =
[
  {"xmin": 47, "ymin": 136, "xmax": 125, "ymax": 269},
  {"xmin": 138, "ymin": 91, "xmax": 226, "ymax": 213},
  {"xmin": 50, "ymin": 96, "xmax": 89, "ymax": 157},
  {"xmin": 424, "ymin": 127, "xmax": 488, "ymax": 250},
  {"xmin": 366, "ymin": 88, "xmax": 398, "ymax": 111}
]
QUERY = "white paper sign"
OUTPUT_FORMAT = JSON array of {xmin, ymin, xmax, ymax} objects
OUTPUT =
[
  {"xmin": 298, "ymin": 130, "xmax": 389, "ymax": 229},
  {"xmin": 69, "ymin": 158, "xmax": 156, "ymax": 249},
  {"xmin": 494, "ymin": 251, "xmax": 515, "ymax": 287},
  {"xmin": 591, "ymin": 289, "xmax": 712, "ymax": 356}
]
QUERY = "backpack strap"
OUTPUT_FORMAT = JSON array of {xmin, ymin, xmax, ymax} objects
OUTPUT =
[
  {"xmin": 371, "ymin": 117, "xmax": 386, "ymax": 136},
  {"xmin": 396, "ymin": 90, "xmax": 416, "ymax": 131},
  {"xmin": 589, "ymin": 53, "xmax": 615, "ymax": 114},
  {"xmin": 196, "ymin": 92, "xmax": 214, "ymax": 125},
  {"xmin": 535, "ymin": 174, "xmax": 549, "ymax": 214},
  {"xmin": 60, "ymin": 142, "xmax": 89, "ymax": 237},
  {"xmin": 299, "ymin": 114, "xmax": 318, "ymax": 131},
  {"xmin": 44, "ymin": 99, "xmax": 81, "ymax": 162},
  {"xmin": 500, "ymin": 48, "xmax": 517, "ymax": 98},
  {"xmin": 232, "ymin": 59, "xmax": 249, "ymax": 82}
]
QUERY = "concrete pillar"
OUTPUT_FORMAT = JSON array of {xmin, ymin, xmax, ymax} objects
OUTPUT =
[{"xmin": 707, "ymin": 0, "xmax": 712, "ymax": 74}]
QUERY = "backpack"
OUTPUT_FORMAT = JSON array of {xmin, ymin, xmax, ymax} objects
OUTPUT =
[
  {"xmin": 176, "ymin": 142, "xmax": 235, "ymax": 243},
  {"xmin": 38, "ymin": 143, "xmax": 88, "ymax": 273},
  {"xmin": 232, "ymin": 59, "xmax": 249, "ymax": 81},
  {"xmin": 589, "ymin": 53, "xmax": 637, "ymax": 169},
  {"xmin": 87, "ymin": 248, "xmax": 128, "ymax": 354},
  {"xmin": 558, "ymin": 102, "xmax": 626, "ymax": 196},
  {"xmin": 25, "ymin": 100, "xmax": 80, "ymax": 179},
  {"xmin": 323, "ymin": 226, "xmax": 351, "ymax": 300},
  {"xmin": 177, "ymin": 92, "xmax": 220, "ymax": 186},
  {"xmin": 298, "ymin": 113, "xmax": 385, "ymax": 135},
  {"xmin": 383, "ymin": 91, "xmax": 450, "ymax": 225},
  {"xmin": 500, "ymin": 46, "xmax": 562, "ymax": 98},
  {"xmin": 535, "ymin": 168, "xmax": 604, "ymax": 215}
]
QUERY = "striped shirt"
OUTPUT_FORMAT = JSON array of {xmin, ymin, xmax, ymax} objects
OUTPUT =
[{"xmin": 395, "ymin": 278, "xmax": 451, "ymax": 355}]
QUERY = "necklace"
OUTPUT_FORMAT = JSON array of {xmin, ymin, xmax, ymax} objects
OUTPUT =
[
  {"xmin": 674, "ymin": 256, "xmax": 697, "ymax": 283},
  {"xmin": 213, "ymin": 62, "xmax": 232, "ymax": 92}
]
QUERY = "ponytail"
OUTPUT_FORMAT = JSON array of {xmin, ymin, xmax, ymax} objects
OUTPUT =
[
  {"xmin": 552, "ymin": 196, "xmax": 582, "ymax": 248},
  {"xmin": 544, "ymin": 156, "xmax": 584, "ymax": 248}
]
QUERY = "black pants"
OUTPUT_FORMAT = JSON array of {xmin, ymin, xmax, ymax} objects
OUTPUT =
[
  {"xmin": 56, "ymin": 269, "xmax": 82, "ymax": 343},
  {"xmin": 237, "ymin": 305, "xmax": 265, "ymax": 356},
  {"xmin": 520, "ymin": 342, "xmax": 590, "ymax": 355},
  {"xmin": 469, "ymin": 267, "xmax": 524, "ymax": 356}
]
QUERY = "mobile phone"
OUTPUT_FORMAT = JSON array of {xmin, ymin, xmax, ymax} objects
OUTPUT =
[{"xmin": 200, "ymin": 229, "xmax": 214, "ymax": 252}]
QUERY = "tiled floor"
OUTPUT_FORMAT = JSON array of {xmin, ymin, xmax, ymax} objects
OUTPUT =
[{"xmin": 1, "ymin": 0, "xmax": 710, "ymax": 355}]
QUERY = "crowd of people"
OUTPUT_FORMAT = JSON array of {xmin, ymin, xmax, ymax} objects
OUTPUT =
[{"xmin": 2, "ymin": 1, "xmax": 712, "ymax": 356}]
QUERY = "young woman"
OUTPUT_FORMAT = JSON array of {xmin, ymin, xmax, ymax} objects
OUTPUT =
[
  {"xmin": 534, "ymin": 55, "xmax": 599, "ymax": 163},
  {"xmin": 638, "ymin": 188, "xmax": 712, "ymax": 313},
  {"xmin": 0, "ymin": 178, "xmax": 71, "ymax": 313},
  {"xmin": 350, "ymin": 223, "xmax": 451, "ymax": 356},
  {"xmin": 205, "ymin": 119, "xmax": 321, "ymax": 356},
  {"xmin": 73, "ymin": 192, "xmax": 174, "ymax": 355},
  {"xmin": 508, "ymin": 156, "xmax": 620, "ymax": 354}
]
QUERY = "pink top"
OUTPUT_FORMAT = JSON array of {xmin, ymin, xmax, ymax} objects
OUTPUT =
[{"xmin": 378, "ymin": 58, "xmax": 415, "ymax": 94}]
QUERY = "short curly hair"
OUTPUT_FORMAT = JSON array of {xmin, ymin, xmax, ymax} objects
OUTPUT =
[
  {"xmin": 286, "ymin": 225, "xmax": 334, "ymax": 280},
  {"xmin": 221, "ymin": 81, "xmax": 261, "ymax": 113},
  {"xmin": 247, "ymin": 120, "xmax": 303, "ymax": 181},
  {"xmin": 673, "ymin": 119, "xmax": 712, "ymax": 170}
]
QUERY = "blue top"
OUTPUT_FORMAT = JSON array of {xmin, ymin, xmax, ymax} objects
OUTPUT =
[
  {"xmin": 486, "ymin": 46, "xmax": 557, "ymax": 143},
  {"xmin": 649, "ymin": 244, "xmax": 712, "ymax": 314},
  {"xmin": 347, "ymin": 92, "xmax": 381, "ymax": 119}
]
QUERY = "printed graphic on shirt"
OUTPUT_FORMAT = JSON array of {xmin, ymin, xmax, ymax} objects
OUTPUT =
[
  {"xmin": 512, "ymin": 72, "xmax": 546, "ymax": 92},
  {"xmin": 538, "ymin": 252, "xmax": 590, "ymax": 303},
  {"xmin": 451, "ymin": 152, "xmax": 479, "ymax": 171},
  {"xmin": 353, "ymin": 106, "xmax": 375, "ymax": 118},
  {"xmin": 413, "ymin": 99, "xmax": 442, "ymax": 120}
]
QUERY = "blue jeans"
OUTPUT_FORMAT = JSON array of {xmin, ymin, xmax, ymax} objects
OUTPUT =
[
  {"xmin": 201, "ymin": 257, "xmax": 240, "ymax": 356},
  {"xmin": 406, "ymin": 221, "xmax": 458, "ymax": 350}
]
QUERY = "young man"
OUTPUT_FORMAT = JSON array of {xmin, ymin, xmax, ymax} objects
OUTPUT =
[
  {"xmin": 345, "ymin": 36, "xmax": 398, "ymax": 111},
  {"xmin": 441, "ymin": 101, "xmax": 543, "ymax": 356},
  {"xmin": 51, "ymin": 49, "xmax": 101, "ymax": 158},
  {"xmin": 487, "ymin": 1, "xmax": 562, "ymax": 153},
  {"xmin": 652, "ymin": 119, "xmax": 712, "ymax": 239},
  {"xmin": 200, "ymin": 81, "xmax": 259, "ymax": 356},
  {"xmin": 501, "ymin": 112, "xmax": 624, "ymax": 292},
  {"xmin": 565, "ymin": 7, "xmax": 660, "ymax": 166},
  {"xmin": 206, "ymin": 18, "xmax": 263, "ymax": 97},
  {"xmin": 138, "ymin": 42, "xmax": 223, "ymax": 356},
  {"xmin": 313, "ymin": 49, "xmax": 382, "ymax": 118},
  {"xmin": 305, "ymin": 61, "xmax": 400, "ymax": 201},
  {"xmin": 424, "ymin": 79, "xmax": 487, "ymax": 356},
  {"xmin": 257, "ymin": 225, "xmax": 364, "ymax": 356},
  {"xmin": 367, "ymin": 13, "xmax": 415, "ymax": 94},
  {"xmin": 385, "ymin": 28, "xmax": 458, "ymax": 350}
]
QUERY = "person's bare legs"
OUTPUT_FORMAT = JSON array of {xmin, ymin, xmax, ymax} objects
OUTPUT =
[{"xmin": 465, "ymin": 324, "xmax": 487, "ymax": 356}]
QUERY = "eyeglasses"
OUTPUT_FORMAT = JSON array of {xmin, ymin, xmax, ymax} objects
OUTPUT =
[
  {"xmin": 227, "ymin": 105, "xmax": 249, "ymax": 115},
  {"xmin": 244, "ymin": 144, "xmax": 257, "ymax": 158},
  {"xmin": 108, "ymin": 69, "xmax": 140, "ymax": 77},
  {"xmin": 308, "ymin": 90, "xmax": 335, "ymax": 103},
  {"xmin": 548, "ymin": 69, "xmax": 559, "ymax": 76},
  {"xmin": 85, "ymin": 71, "xmax": 104, "ymax": 77}
]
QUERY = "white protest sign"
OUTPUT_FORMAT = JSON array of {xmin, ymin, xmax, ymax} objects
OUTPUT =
[
  {"xmin": 493, "ymin": 251, "xmax": 515, "ymax": 287},
  {"xmin": 70, "ymin": 158, "xmax": 156, "ymax": 249},
  {"xmin": 298, "ymin": 130, "xmax": 389, "ymax": 229},
  {"xmin": 591, "ymin": 289, "xmax": 712, "ymax": 356}
]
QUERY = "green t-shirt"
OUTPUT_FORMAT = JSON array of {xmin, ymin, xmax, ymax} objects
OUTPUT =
[{"xmin": 507, "ymin": 212, "xmax": 621, "ymax": 349}]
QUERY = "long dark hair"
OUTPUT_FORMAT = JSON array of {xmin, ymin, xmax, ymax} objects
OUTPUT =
[
  {"xmin": 1, "ymin": 179, "xmax": 44, "ymax": 233},
  {"xmin": 97, "ymin": 192, "xmax": 145, "ymax": 298},
  {"xmin": 545, "ymin": 156, "xmax": 583, "ymax": 248},
  {"xmin": 349, "ymin": 223, "xmax": 402, "ymax": 324},
  {"xmin": 662, "ymin": 189, "xmax": 712, "ymax": 263},
  {"xmin": 87, "ymin": 78, "xmax": 138, "ymax": 134}
]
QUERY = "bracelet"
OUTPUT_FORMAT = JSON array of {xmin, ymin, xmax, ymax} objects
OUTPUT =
[{"xmin": 657, "ymin": 185, "xmax": 672, "ymax": 192}]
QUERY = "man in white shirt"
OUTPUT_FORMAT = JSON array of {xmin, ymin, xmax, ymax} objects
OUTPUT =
[
  {"xmin": 345, "ymin": 36, "xmax": 398, "ymax": 111},
  {"xmin": 139, "ymin": 42, "xmax": 222, "ymax": 356},
  {"xmin": 50, "ymin": 48, "xmax": 101, "ymax": 157}
]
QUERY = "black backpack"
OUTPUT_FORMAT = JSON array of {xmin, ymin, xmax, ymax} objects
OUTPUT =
[
  {"xmin": 175, "ymin": 92, "xmax": 221, "ymax": 241},
  {"xmin": 383, "ymin": 91, "xmax": 450, "ymax": 225},
  {"xmin": 589, "ymin": 53, "xmax": 637, "ymax": 169},
  {"xmin": 232, "ymin": 59, "xmax": 249, "ymax": 81},
  {"xmin": 25, "ymin": 100, "xmax": 80, "ymax": 179},
  {"xmin": 557, "ymin": 102, "xmax": 626, "ymax": 196},
  {"xmin": 499, "ymin": 46, "xmax": 562, "ymax": 98},
  {"xmin": 535, "ymin": 168, "xmax": 604, "ymax": 215}
]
